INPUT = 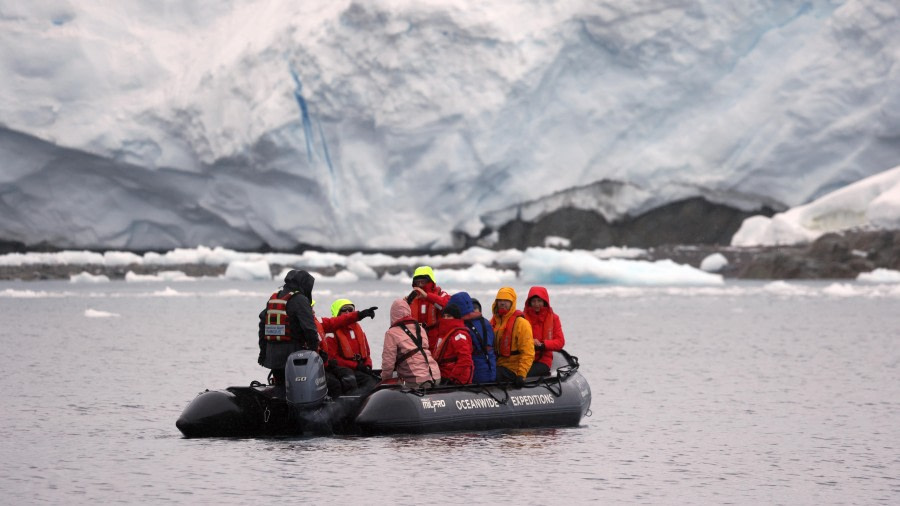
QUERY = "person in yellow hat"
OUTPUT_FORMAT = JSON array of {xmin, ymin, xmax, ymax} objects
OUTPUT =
[
  {"xmin": 407, "ymin": 266, "xmax": 450, "ymax": 335},
  {"xmin": 490, "ymin": 286, "xmax": 534, "ymax": 388},
  {"xmin": 320, "ymin": 298, "xmax": 378, "ymax": 393}
]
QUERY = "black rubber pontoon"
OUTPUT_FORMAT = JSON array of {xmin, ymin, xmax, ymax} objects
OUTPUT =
[{"xmin": 176, "ymin": 350, "xmax": 591, "ymax": 438}]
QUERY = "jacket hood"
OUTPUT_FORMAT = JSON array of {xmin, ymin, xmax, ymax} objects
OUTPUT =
[
  {"xmin": 448, "ymin": 292, "xmax": 475, "ymax": 316},
  {"xmin": 526, "ymin": 286, "xmax": 550, "ymax": 307},
  {"xmin": 390, "ymin": 297, "xmax": 413, "ymax": 325},
  {"xmin": 283, "ymin": 269, "xmax": 314, "ymax": 300},
  {"xmin": 492, "ymin": 286, "xmax": 518, "ymax": 315},
  {"xmin": 330, "ymin": 298, "xmax": 354, "ymax": 317}
]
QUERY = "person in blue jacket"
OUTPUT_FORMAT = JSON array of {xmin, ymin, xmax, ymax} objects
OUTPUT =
[{"xmin": 449, "ymin": 292, "xmax": 497, "ymax": 383}]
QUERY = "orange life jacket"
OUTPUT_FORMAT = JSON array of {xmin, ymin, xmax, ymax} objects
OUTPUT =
[
  {"xmin": 264, "ymin": 291, "xmax": 296, "ymax": 341},
  {"xmin": 410, "ymin": 296, "xmax": 441, "ymax": 329},
  {"xmin": 333, "ymin": 323, "xmax": 368, "ymax": 360},
  {"xmin": 496, "ymin": 310, "xmax": 524, "ymax": 357}
]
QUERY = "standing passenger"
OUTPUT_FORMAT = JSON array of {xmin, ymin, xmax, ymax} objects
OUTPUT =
[
  {"xmin": 490, "ymin": 287, "xmax": 534, "ymax": 388},
  {"xmin": 432, "ymin": 304, "xmax": 475, "ymax": 385},
  {"xmin": 258, "ymin": 270, "xmax": 320, "ymax": 385},
  {"xmin": 450, "ymin": 292, "xmax": 496, "ymax": 383},
  {"xmin": 407, "ymin": 266, "xmax": 450, "ymax": 335},
  {"xmin": 523, "ymin": 286, "xmax": 565, "ymax": 377},
  {"xmin": 381, "ymin": 298, "xmax": 441, "ymax": 386}
]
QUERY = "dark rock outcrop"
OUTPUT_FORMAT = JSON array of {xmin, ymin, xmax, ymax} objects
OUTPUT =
[{"xmin": 479, "ymin": 197, "xmax": 777, "ymax": 250}]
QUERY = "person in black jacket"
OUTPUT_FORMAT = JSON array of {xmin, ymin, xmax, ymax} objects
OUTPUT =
[{"xmin": 258, "ymin": 269, "xmax": 320, "ymax": 385}]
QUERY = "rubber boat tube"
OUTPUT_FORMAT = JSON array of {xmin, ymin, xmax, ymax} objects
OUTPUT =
[{"xmin": 176, "ymin": 350, "xmax": 591, "ymax": 438}]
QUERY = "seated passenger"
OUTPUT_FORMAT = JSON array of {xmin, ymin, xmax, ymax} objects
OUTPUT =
[
  {"xmin": 321, "ymin": 298, "xmax": 379, "ymax": 393},
  {"xmin": 381, "ymin": 298, "xmax": 441, "ymax": 386},
  {"xmin": 407, "ymin": 266, "xmax": 450, "ymax": 335},
  {"xmin": 311, "ymin": 300, "xmax": 353, "ymax": 397},
  {"xmin": 490, "ymin": 287, "xmax": 535, "ymax": 388},
  {"xmin": 450, "ymin": 292, "xmax": 496, "ymax": 383},
  {"xmin": 432, "ymin": 303, "xmax": 474, "ymax": 385},
  {"xmin": 523, "ymin": 286, "xmax": 565, "ymax": 377}
]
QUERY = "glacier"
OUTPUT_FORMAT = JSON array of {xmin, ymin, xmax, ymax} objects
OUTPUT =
[{"xmin": 1, "ymin": 0, "xmax": 900, "ymax": 251}]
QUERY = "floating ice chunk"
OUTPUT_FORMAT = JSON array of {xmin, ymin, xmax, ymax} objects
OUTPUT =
[
  {"xmin": 437, "ymin": 264, "xmax": 517, "ymax": 285},
  {"xmin": 544, "ymin": 236, "xmax": 571, "ymax": 248},
  {"xmin": 700, "ymin": 253, "xmax": 728, "ymax": 272},
  {"xmin": 125, "ymin": 270, "xmax": 194, "ymax": 282},
  {"xmin": 85, "ymin": 308, "xmax": 119, "ymax": 318},
  {"xmin": 224, "ymin": 260, "xmax": 272, "ymax": 280},
  {"xmin": 519, "ymin": 248, "xmax": 722, "ymax": 286},
  {"xmin": 70, "ymin": 271, "xmax": 110, "ymax": 283},
  {"xmin": 857, "ymin": 268, "xmax": 900, "ymax": 283}
]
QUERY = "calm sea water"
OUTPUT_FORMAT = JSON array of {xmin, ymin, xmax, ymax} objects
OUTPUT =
[{"xmin": 1, "ymin": 279, "xmax": 898, "ymax": 504}]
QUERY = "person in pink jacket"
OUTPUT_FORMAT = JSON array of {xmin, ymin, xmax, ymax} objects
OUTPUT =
[{"xmin": 380, "ymin": 298, "xmax": 441, "ymax": 386}]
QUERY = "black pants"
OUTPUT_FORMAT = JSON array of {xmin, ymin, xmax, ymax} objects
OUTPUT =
[
  {"xmin": 496, "ymin": 365, "xmax": 518, "ymax": 383},
  {"xmin": 269, "ymin": 368, "xmax": 285, "ymax": 385},
  {"xmin": 527, "ymin": 362, "xmax": 550, "ymax": 378},
  {"xmin": 328, "ymin": 367, "xmax": 358, "ymax": 396}
]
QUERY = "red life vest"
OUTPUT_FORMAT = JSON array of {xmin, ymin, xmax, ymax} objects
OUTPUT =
[
  {"xmin": 496, "ymin": 310, "xmax": 524, "ymax": 357},
  {"xmin": 434, "ymin": 322, "xmax": 469, "ymax": 364},
  {"xmin": 410, "ymin": 296, "xmax": 441, "ymax": 329},
  {"xmin": 526, "ymin": 307, "xmax": 555, "ymax": 362},
  {"xmin": 333, "ymin": 323, "xmax": 368, "ymax": 360},
  {"xmin": 264, "ymin": 291, "xmax": 296, "ymax": 342}
]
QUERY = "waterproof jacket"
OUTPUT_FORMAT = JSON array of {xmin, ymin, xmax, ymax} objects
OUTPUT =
[
  {"xmin": 381, "ymin": 298, "xmax": 441, "ymax": 384},
  {"xmin": 449, "ymin": 291, "xmax": 496, "ymax": 383},
  {"xmin": 321, "ymin": 310, "xmax": 373, "ymax": 369},
  {"xmin": 257, "ymin": 270, "xmax": 319, "ymax": 369},
  {"xmin": 433, "ymin": 316, "xmax": 475, "ymax": 385},
  {"xmin": 523, "ymin": 286, "xmax": 566, "ymax": 369},
  {"xmin": 409, "ymin": 281, "xmax": 450, "ymax": 332},
  {"xmin": 490, "ymin": 287, "xmax": 535, "ymax": 378}
]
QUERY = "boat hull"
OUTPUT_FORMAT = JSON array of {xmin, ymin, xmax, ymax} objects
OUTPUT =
[{"xmin": 176, "ymin": 351, "xmax": 592, "ymax": 438}]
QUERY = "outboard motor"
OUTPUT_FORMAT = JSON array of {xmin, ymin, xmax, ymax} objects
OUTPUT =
[{"xmin": 284, "ymin": 350, "xmax": 328, "ymax": 408}]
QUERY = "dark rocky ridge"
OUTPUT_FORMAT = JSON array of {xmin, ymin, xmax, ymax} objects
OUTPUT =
[
  {"xmin": 646, "ymin": 229, "xmax": 900, "ymax": 279},
  {"xmin": 468, "ymin": 197, "xmax": 779, "ymax": 250}
]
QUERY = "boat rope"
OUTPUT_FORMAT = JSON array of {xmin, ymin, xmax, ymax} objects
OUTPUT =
[{"xmin": 477, "ymin": 385, "xmax": 509, "ymax": 405}]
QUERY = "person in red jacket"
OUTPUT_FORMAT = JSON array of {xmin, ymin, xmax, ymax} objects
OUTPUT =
[
  {"xmin": 320, "ymin": 298, "xmax": 378, "ymax": 393},
  {"xmin": 432, "ymin": 303, "xmax": 474, "ymax": 385},
  {"xmin": 523, "ymin": 286, "xmax": 566, "ymax": 377},
  {"xmin": 407, "ymin": 265, "xmax": 450, "ymax": 334}
]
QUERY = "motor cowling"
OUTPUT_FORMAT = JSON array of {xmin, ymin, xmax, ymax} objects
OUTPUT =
[{"xmin": 284, "ymin": 350, "xmax": 328, "ymax": 407}]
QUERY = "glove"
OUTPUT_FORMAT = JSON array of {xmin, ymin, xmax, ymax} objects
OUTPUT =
[
  {"xmin": 328, "ymin": 359, "xmax": 338, "ymax": 369},
  {"xmin": 357, "ymin": 306, "xmax": 377, "ymax": 320},
  {"xmin": 257, "ymin": 352, "xmax": 266, "ymax": 366},
  {"xmin": 356, "ymin": 361, "xmax": 371, "ymax": 372},
  {"xmin": 513, "ymin": 376, "xmax": 525, "ymax": 388}
]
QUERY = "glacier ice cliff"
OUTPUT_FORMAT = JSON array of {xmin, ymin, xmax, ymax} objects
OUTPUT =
[{"xmin": 1, "ymin": 0, "xmax": 899, "ymax": 251}]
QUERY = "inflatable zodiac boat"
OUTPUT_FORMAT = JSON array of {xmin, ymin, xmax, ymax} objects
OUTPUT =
[{"xmin": 176, "ymin": 350, "xmax": 591, "ymax": 438}]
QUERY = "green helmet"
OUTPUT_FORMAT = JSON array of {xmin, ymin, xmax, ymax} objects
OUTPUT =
[{"xmin": 330, "ymin": 298, "xmax": 354, "ymax": 317}]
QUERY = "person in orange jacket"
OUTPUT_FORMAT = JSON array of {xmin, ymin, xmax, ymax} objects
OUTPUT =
[
  {"xmin": 490, "ymin": 286, "xmax": 534, "ymax": 388},
  {"xmin": 321, "ymin": 298, "xmax": 379, "ymax": 393},
  {"xmin": 407, "ymin": 266, "xmax": 450, "ymax": 335},
  {"xmin": 523, "ymin": 286, "xmax": 565, "ymax": 377},
  {"xmin": 431, "ymin": 303, "xmax": 475, "ymax": 385}
]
